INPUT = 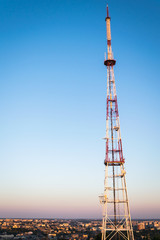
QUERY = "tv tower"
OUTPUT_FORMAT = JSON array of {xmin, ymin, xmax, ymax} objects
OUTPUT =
[{"xmin": 99, "ymin": 5, "xmax": 134, "ymax": 240}]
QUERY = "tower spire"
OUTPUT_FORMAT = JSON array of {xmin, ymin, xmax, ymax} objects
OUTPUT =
[
  {"xmin": 107, "ymin": 4, "xmax": 109, "ymax": 18},
  {"xmin": 104, "ymin": 4, "xmax": 116, "ymax": 65},
  {"xmin": 99, "ymin": 5, "xmax": 134, "ymax": 240}
]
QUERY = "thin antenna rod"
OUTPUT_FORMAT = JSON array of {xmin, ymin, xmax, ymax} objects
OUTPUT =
[{"xmin": 107, "ymin": 4, "xmax": 109, "ymax": 18}]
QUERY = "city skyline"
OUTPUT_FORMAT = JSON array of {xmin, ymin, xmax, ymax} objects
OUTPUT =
[{"xmin": 0, "ymin": 0, "xmax": 159, "ymax": 219}]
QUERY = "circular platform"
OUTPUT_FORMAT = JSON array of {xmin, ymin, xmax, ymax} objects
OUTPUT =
[{"xmin": 104, "ymin": 59, "xmax": 116, "ymax": 66}]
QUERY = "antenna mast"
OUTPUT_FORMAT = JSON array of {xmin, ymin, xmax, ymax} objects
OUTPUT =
[{"xmin": 99, "ymin": 5, "xmax": 134, "ymax": 240}]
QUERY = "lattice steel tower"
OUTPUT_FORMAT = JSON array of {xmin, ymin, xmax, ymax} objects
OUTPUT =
[{"xmin": 99, "ymin": 6, "xmax": 134, "ymax": 240}]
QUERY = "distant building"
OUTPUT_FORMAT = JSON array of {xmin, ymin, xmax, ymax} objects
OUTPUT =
[
  {"xmin": 0, "ymin": 235, "xmax": 14, "ymax": 239},
  {"xmin": 137, "ymin": 222, "xmax": 145, "ymax": 230}
]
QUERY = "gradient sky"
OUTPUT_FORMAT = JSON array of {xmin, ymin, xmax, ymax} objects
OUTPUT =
[{"xmin": 0, "ymin": 0, "xmax": 159, "ymax": 219}]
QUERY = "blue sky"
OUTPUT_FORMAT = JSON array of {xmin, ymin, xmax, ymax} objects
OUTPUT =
[{"xmin": 0, "ymin": 0, "xmax": 159, "ymax": 218}]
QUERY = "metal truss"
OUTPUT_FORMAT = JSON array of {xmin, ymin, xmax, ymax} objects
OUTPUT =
[{"xmin": 99, "ymin": 5, "xmax": 134, "ymax": 240}]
